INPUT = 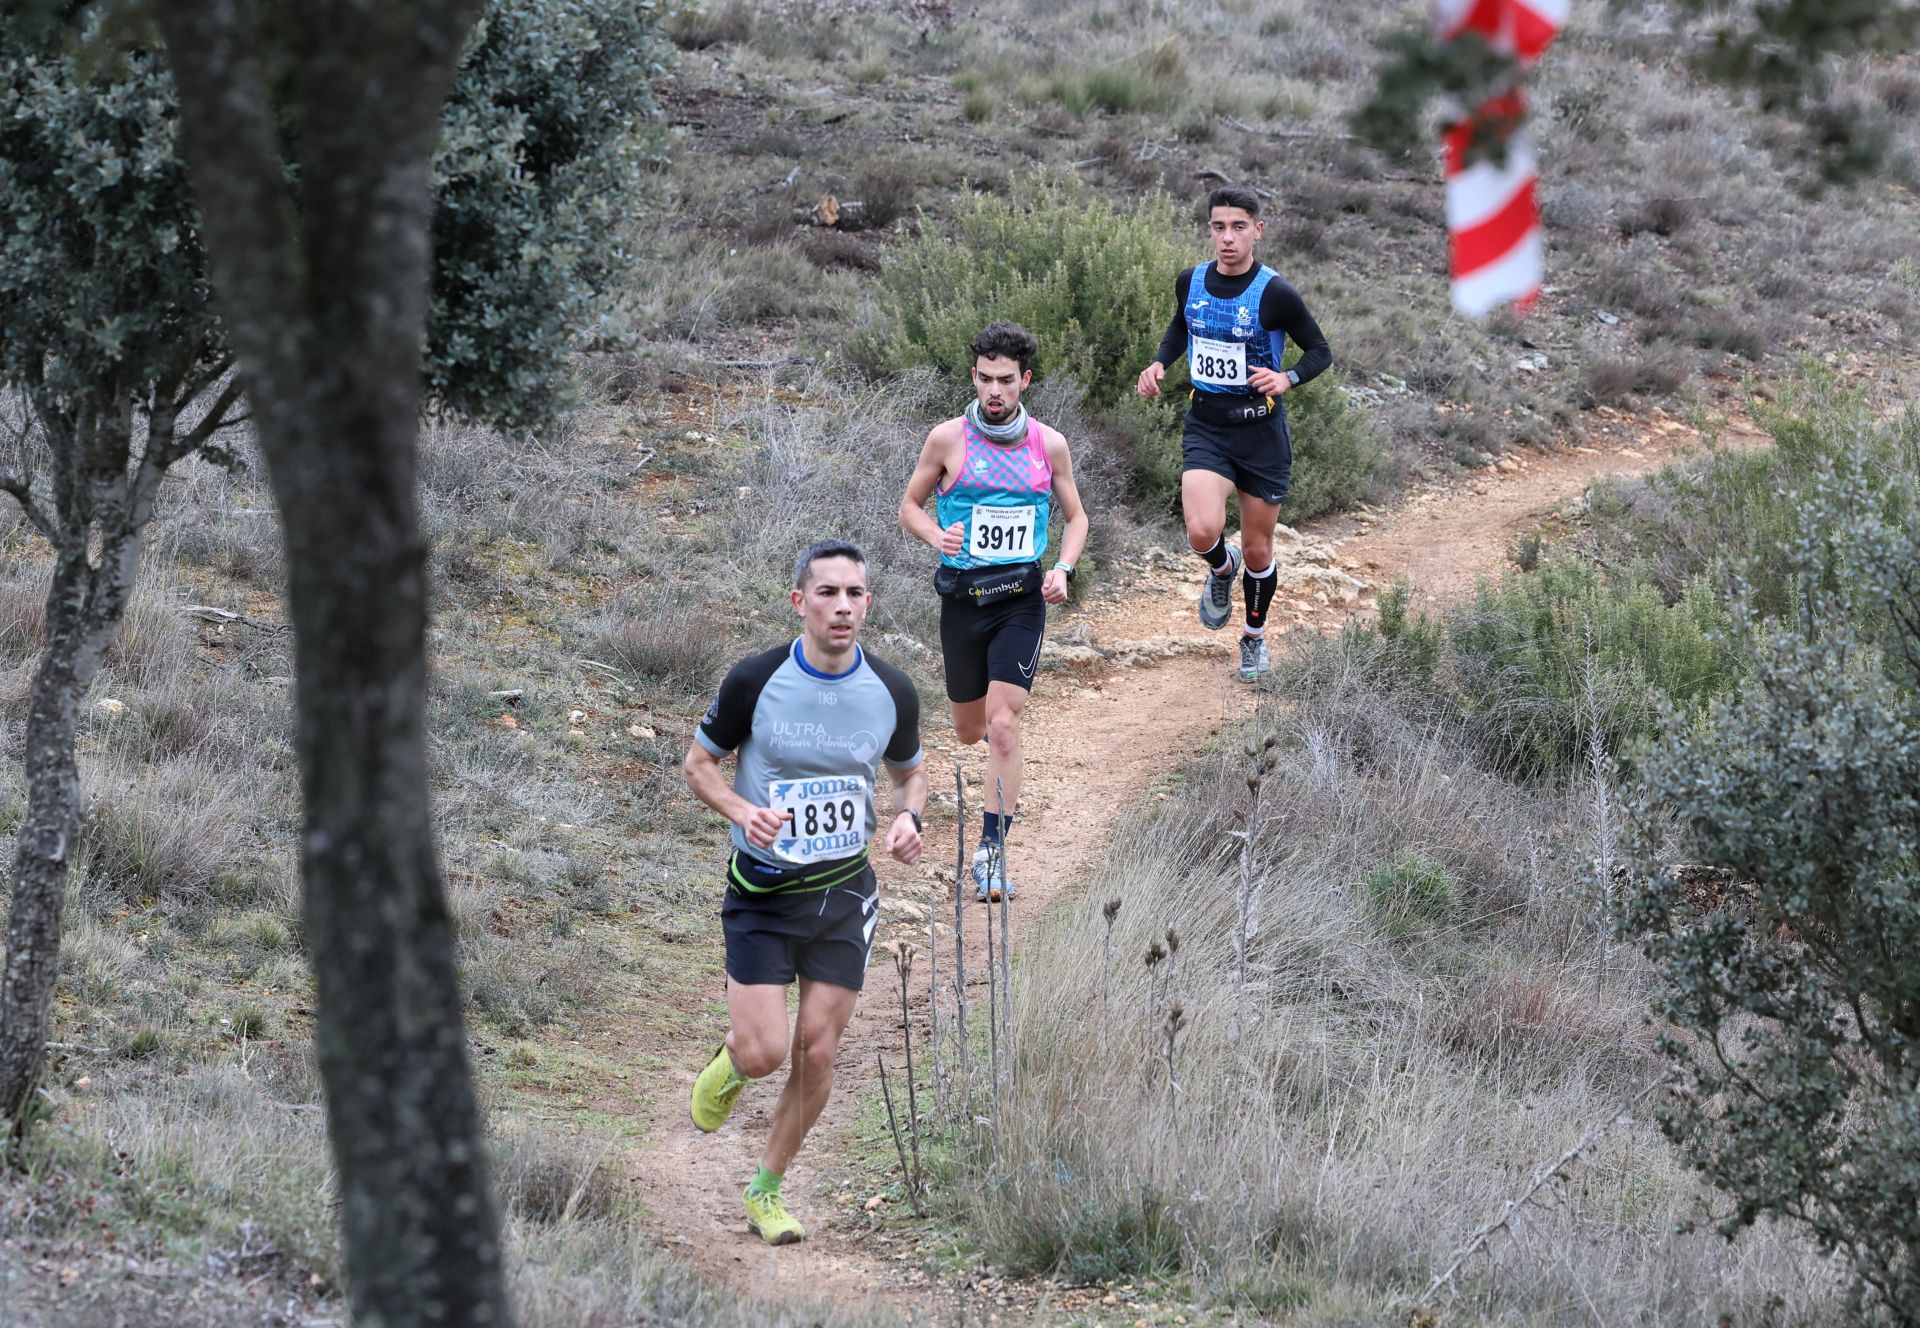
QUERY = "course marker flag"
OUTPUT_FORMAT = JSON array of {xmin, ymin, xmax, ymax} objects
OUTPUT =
[{"xmin": 1433, "ymin": 0, "xmax": 1567, "ymax": 316}]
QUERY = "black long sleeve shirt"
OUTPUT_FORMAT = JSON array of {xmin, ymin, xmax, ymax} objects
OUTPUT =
[{"xmin": 1153, "ymin": 264, "xmax": 1332, "ymax": 385}]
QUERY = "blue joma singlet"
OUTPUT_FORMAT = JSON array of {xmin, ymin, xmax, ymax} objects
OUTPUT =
[{"xmin": 1185, "ymin": 264, "xmax": 1287, "ymax": 397}]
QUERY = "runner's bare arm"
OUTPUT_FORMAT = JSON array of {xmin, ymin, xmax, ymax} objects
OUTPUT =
[
  {"xmin": 899, "ymin": 421, "xmax": 965, "ymax": 557},
  {"xmin": 881, "ymin": 760, "xmax": 929, "ymax": 865},
  {"xmin": 1042, "ymin": 428, "xmax": 1090, "ymax": 605},
  {"xmin": 683, "ymin": 743, "xmax": 785, "ymax": 849}
]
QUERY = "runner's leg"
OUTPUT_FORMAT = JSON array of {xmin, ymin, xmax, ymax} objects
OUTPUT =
[
  {"xmin": 1181, "ymin": 468, "xmax": 1236, "ymax": 562},
  {"xmin": 761, "ymin": 977, "xmax": 861, "ymax": 1175},
  {"xmin": 1237, "ymin": 489, "xmax": 1282, "ymax": 628},
  {"xmin": 1236, "ymin": 489, "xmax": 1282, "ymax": 678},
  {"xmin": 725, "ymin": 977, "xmax": 793, "ymax": 1079},
  {"xmin": 982, "ymin": 680, "xmax": 1028, "ymax": 823},
  {"xmin": 951, "ymin": 698, "xmax": 987, "ymax": 746}
]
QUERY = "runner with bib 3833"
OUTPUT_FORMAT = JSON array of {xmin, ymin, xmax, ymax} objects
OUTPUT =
[{"xmin": 1136, "ymin": 185, "xmax": 1334, "ymax": 683}]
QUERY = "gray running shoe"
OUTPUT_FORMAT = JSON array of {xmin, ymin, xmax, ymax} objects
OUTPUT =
[
  {"xmin": 971, "ymin": 845, "xmax": 1013, "ymax": 902},
  {"xmin": 1199, "ymin": 544, "xmax": 1240, "ymax": 630},
  {"xmin": 1238, "ymin": 633, "xmax": 1271, "ymax": 682}
]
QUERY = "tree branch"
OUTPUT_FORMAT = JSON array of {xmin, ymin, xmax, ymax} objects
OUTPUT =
[
  {"xmin": 0, "ymin": 473, "xmax": 57, "ymax": 543},
  {"xmin": 171, "ymin": 355, "xmax": 237, "ymax": 417},
  {"xmin": 168, "ymin": 378, "xmax": 244, "ymax": 466}
]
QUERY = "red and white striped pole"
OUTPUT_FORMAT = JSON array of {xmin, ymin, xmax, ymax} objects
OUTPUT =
[{"xmin": 1432, "ymin": 0, "xmax": 1567, "ymax": 317}]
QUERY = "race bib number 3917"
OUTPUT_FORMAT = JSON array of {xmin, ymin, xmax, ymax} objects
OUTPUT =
[
  {"xmin": 970, "ymin": 505, "xmax": 1037, "ymax": 559},
  {"xmin": 769, "ymin": 774, "xmax": 869, "ymax": 865},
  {"xmin": 1190, "ymin": 335, "xmax": 1247, "ymax": 388}
]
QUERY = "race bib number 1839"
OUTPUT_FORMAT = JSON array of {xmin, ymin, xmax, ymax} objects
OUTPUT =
[
  {"xmin": 1190, "ymin": 335, "xmax": 1247, "ymax": 388},
  {"xmin": 970, "ymin": 505, "xmax": 1037, "ymax": 559},
  {"xmin": 769, "ymin": 774, "xmax": 869, "ymax": 865}
]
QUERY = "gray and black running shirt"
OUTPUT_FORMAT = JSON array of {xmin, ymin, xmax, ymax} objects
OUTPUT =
[{"xmin": 696, "ymin": 639, "xmax": 923, "ymax": 873}]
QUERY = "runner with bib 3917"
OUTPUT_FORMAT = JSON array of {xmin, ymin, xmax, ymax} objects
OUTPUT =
[{"xmin": 898, "ymin": 322, "xmax": 1089, "ymax": 903}]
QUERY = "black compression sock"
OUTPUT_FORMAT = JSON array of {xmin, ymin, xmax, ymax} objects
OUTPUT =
[
  {"xmin": 981, "ymin": 812, "xmax": 1010, "ymax": 849},
  {"xmin": 1196, "ymin": 536, "xmax": 1231, "ymax": 573},
  {"xmin": 1243, "ymin": 561, "xmax": 1277, "ymax": 630}
]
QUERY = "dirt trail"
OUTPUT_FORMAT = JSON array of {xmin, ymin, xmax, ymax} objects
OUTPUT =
[{"xmin": 624, "ymin": 419, "xmax": 1725, "ymax": 1317}]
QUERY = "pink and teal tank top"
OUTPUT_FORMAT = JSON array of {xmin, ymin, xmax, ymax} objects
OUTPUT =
[{"xmin": 935, "ymin": 417, "xmax": 1052, "ymax": 570}]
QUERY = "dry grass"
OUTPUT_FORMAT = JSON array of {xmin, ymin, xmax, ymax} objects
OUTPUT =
[
  {"xmin": 4, "ymin": 1053, "xmax": 916, "ymax": 1327},
  {"xmin": 939, "ymin": 638, "xmax": 1844, "ymax": 1321}
]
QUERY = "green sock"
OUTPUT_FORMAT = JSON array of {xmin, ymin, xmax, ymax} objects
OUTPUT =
[{"xmin": 748, "ymin": 1166, "xmax": 782, "ymax": 1196}]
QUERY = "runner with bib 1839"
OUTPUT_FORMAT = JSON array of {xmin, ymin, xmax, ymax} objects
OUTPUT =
[
  {"xmin": 898, "ymin": 322, "xmax": 1089, "ymax": 903},
  {"xmin": 682, "ymin": 540, "xmax": 927, "ymax": 1248},
  {"xmin": 1135, "ymin": 185, "xmax": 1332, "ymax": 681}
]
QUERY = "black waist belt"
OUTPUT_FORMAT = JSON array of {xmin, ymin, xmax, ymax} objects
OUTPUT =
[
  {"xmin": 933, "ymin": 561, "xmax": 1042, "ymax": 602},
  {"xmin": 1188, "ymin": 389, "xmax": 1277, "ymax": 426}
]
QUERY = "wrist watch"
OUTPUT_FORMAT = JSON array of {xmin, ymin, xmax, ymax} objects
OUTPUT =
[
  {"xmin": 1286, "ymin": 368, "xmax": 1301, "ymax": 387},
  {"xmin": 901, "ymin": 809, "xmax": 923, "ymax": 832},
  {"xmin": 1054, "ymin": 562, "xmax": 1076, "ymax": 581}
]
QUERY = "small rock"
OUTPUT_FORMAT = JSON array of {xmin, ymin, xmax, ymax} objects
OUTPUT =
[
  {"xmin": 864, "ymin": 1194, "xmax": 886, "ymax": 1212},
  {"xmin": 628, "ymin": 723, "xmax": 656, "ymax": 740},
  {"xmin": 97, "ymin": 697, "xmax": 126, "ymax": 716},
  {"xmin": 568, "ymin": 709, "xmax": 587, "ymax": 725}
]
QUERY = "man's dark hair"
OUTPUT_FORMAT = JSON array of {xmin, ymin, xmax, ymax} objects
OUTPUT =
[
  {"xmin": 794, "ymin": 539, "xmax": 868, "ymax": 589},
  {"xmin": 969, "ymin": 322, "xmax": 1039, "ymax": 375},
  {"xmin": 1206, "ymin": 185, "xmax": 1262, "ymax": 220}
]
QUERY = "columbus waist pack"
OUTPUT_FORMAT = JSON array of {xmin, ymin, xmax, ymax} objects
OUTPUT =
[{"xmin": 933, "ymin": 561, "xmax": 1042, "ymax": 602}]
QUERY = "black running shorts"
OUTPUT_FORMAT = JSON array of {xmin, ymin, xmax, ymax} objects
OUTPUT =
[
  {"xmin": 939, "ymin": 589, "xmax": 1046, "ymax": 703},
  {"xmin": 1182, "ymin": 406, "xmax": 1293, "ymax": 507},
  {"xmin": 722, "ymin": 859, "xmax": 879, "ymax": 991}
]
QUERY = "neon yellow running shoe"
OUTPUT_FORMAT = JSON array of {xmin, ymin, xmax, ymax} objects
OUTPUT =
[
  {"xmin": 743, "ymin": 1186, "xmax": 805, "ymax": 1246},
  {"xmin": 690, "ymin": 1043, "xmax": 748, "ymax": 1133}
]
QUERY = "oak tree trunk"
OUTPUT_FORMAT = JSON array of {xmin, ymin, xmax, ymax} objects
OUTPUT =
[
  {"xmin": 0, "ymin": 549, "xmax": 89, "ymax": 1128},
  {"xmin": 155, "ymin": 3, "xmax": 510, "ymax": 1322},
  {"xmin": 0, "ymin": 398, "xmax": 162, "ymax": 1133}
]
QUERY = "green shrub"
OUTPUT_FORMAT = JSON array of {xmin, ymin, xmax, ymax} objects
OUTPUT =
[
  {"xmin": 1447, "ymin": 558, "xmax": 1741, "ymax": 778},
  {"xmin": 1282, "ymin": 376, "xmax": 1383, "ymax": 521},
  {"xmin": 1363, "ymin": 848, "xmax": 1460, "ymax": 940},
  {"xmin": 430, "ymin": 0, "xmax": 672, "ymax": 427},
  {"xmin": 1625, "ymin": 431, "xmax": 1920, "ymax": 1321},
  {"xmin": 1589, "ymin": 368, "xmax": 1920, "ymax": 621},
  {"xmin": 993, "ymin": 1177, "xmax": 1184, "ymax": 1283},
  {"xmin": 1355, "ymin": 557, "xmax": 1743, "ymax": 782},
  {"xmin": 1371, "ymin": 580, "xmax": 1443, "ymax": 684},
  {"xmin": 860, "ymin": 171, "xmax": 1185, "ymax": 410}
]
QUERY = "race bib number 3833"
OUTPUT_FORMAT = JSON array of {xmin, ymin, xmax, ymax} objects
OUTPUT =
[
  {"xmin": 770, "ymin": 774, "xmax": 869, "ymax": 865},
  {"xmin": 970, "ymin": 504, "xmax": 1037, "ymax": 559},
  {"xmin": 1190, "ymin": 335, "xmax": 1247, "ymax": 388}
]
